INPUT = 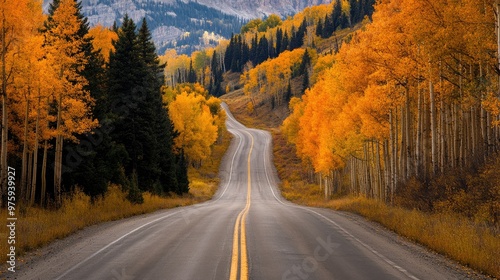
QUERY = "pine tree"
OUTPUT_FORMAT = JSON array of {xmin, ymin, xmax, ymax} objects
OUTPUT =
[
  {"xmin": 285, "ymin": 81, "xmax": 293, "ymax": 102},
  {"xmin": 276, "ymin": 28, "xmax": 283, "ymax": 55},
  {"xmin": 209, "ymin": 51, "xmax": 223, "ymax": 96},
  {"xmin": 316, "ymin": 18, "xmax": 324, "ymax": 37},
  {"xmin": 188, "ymin": 59, "xmax": 197, "ymax": 83},
  {"xmin": 256, "ymin": 35, "xmax": 269, "ymax": 64},
  {"xmin": 107, "ymin": 16, "xmax": 183, "ymax": 197}
]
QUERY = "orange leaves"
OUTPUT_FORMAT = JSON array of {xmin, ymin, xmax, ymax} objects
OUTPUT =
[
  {"xmin": 87, "ymin": 25, "xmax": 118, "ymax": 63},
  {"xmin": 44, "ymin": 0, "xmax": 97, "ymax": 141},
  {"xmin": 282, "ymin": 0, "xmax": 499, "ymax": 178}
]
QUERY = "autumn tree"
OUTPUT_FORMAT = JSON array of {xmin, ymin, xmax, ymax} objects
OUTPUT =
[
  {"xmin": 0, "ymin": 0, "xmax": 45, "ymax": 205},
  {"xmin": 43, "ymin": 0, "xmax": 98, "ymax": 205},
  {"xmin": 167, "ymin": 83, "xmax": 225, "ymax": 166}
]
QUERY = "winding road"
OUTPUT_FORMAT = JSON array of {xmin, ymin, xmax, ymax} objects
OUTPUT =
[{"xmin": 5, "ymin": 104, "xmax": 476, "ymax": 279}]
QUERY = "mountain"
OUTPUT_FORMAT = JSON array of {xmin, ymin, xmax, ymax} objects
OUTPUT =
[
  {"xmin": 43, "ymin": 0, "xmax": 331, "ymax": 54},
  {"xmin": 190, "ymin": 0, "xmax": 332, "ymax": 19}
]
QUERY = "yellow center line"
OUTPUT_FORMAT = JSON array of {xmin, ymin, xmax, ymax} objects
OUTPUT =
[{"xmin": 229, "ymin": 132, "xmax": 254, "ymax": 280}]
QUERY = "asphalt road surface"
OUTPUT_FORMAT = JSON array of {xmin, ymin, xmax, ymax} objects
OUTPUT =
[{"xmin": 4, "ymin": 104, "xmax": 480, "ymax": 280}]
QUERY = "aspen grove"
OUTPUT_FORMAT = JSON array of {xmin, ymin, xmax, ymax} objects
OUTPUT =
[{"xmin": 283, "ymin": 0, "xmax": 500, "ymax": 207}]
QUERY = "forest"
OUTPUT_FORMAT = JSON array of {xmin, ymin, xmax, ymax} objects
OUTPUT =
[
  {"xmin": 0, "ymin": 0, "xmax": 226, "ymax": 208},
  {"xmin": 281, "ymin": 0, "xmax": 500, "ymax": 225},
  {"xmin": 161, "ymin": 0, "xmax": 500, "ymax": 227}
]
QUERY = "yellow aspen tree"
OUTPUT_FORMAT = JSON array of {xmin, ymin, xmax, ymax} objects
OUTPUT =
[
  {"xmin": 44, "ymin": 0, "xmax": 98, "ymax": 205},
  {"xmin": 168, "ymin": 90, "xmax": 218, "ymax": 166}
]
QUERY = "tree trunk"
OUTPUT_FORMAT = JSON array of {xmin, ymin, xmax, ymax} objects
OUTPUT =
[
  {"xmin": 429, "ymin": 79, "xmax": 438, "ymax": 175},
  {"xmin": 405, "ymin": 88, "xmax": 412, "ymax": 180},
  {"xmin": 496, "ymin": 0, "xmax": 500, "ymax": 94},
  {"xmin": 31, "ymin": 93, "xmax": 41, "ymax": 206},
  {"xmin": 21, "ymin": 95, "xmax": 30, "ymax": 201},
  {"xmin": 41, "ymin": 140, "xmax": 48, "ymax": 206},
  {"xmin": 0, "ymin": 22, "xmax": 8, "ymax": 207},
  {"xmin": 54, "ymin": 91, "xmax": 63, "ymax": 207},
  {"xmin": 416, "ymin": 87, "xmax": 422, "ymax": 178},
  {"xmin": 389, "ymin": 109, "xmax": 395, "ymax": 202},
  {"xmin": 27, "ymin": 151, "xmax": 33, "ymax": 202}
]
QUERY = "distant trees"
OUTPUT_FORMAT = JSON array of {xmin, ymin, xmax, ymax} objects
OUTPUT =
[{"xmin": 242, "ymin": 48, "xmax": 307, "ymax": 108}]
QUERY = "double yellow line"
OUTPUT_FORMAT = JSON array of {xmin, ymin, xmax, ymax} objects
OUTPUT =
[{"xmin": 229, "ymin": 133, "xmax": 254, "ymax": 280}]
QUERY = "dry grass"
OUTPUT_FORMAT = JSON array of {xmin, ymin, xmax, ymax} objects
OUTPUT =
[
  {"xmin": 0, "ymin": 129, "xmax": 231, "ymax": 265},
  {"xmin": 272, "ymin": 132, "xmax": 500, "ymax": 278}
]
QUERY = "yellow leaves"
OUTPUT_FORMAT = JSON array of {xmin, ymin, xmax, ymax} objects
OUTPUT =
[
  {"xmin": 166, "ymin": 84, "xmax": 226, "ymax": 163},
  {"xmin": 87, "ymin": 24, "xmax": 118, "ymax": 63}
]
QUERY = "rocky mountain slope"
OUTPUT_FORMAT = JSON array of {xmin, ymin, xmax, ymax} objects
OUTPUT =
[{"xmin": 43, "ymin": 0, "xmax": 331, "ymax": 54}]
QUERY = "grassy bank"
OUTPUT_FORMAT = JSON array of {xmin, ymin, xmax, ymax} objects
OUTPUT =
[
  {"xmin": 0, "ymin": 129, "xmax": 231, "ymax": 265},
  {"xmin": 273, "ymin": 130, "xmax": 500, "ymax": 278}
]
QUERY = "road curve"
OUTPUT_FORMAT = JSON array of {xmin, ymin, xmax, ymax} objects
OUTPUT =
[{"xmin": 4, "ymin": 104, "xmax": 479, "ymax": 280}]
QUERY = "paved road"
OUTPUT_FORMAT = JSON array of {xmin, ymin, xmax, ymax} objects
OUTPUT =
[{"xmin": 6, "ymin": 104, "xmax": 476, "ymax": 279}]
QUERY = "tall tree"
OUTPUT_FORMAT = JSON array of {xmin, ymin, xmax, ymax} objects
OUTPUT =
[
  {"xmin": 43, "ymin": 0, "xmax": 98, "ymax": 205},
  {"xmin": 0, "ymin": 0, "xmax": 39, "ymax": 206},
  {"xmin": 137, "ymin": 18, "xmax": 180, "ymax": 194}
]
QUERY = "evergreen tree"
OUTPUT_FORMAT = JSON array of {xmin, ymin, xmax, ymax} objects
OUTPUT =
[
  {"xmin": 302, "ymin": 69, "xmax": 309, "ymax": 93},
  {"xmin": 209, "ymin": 51, "xmax": 223, "ymax": 96},
  {"xmin": 276, "ymin": 28, "xmax": 283, "ymax": 55},
  {"xmin": 224, "ymin": 34, "xmax": 234, "ymax": 72},
  {"xmin": 285, "ymin": 81, "xmax": 292, "ymax": 102},
  {"xmin": 282, "ymin": 31, "xmax": 289, "ymax": 52},
  {"xmin": 299, "ymin": 49, "xmax": 311, "ymax": 74},
  {"xmin": 250, "ymin": 33, "xmax": 258, "ymax": 65},
  {"xmin": 107, "ymin": 16, "xmax": 183, "ymax": 198},
  {"xmin": 188, "ymin": 60, "xmax": 197, "ymax": 83},
  {"xmin": 241, "ymin": 40, "xmax": 250, "ymax": 70},
  {"xmin": 332, "ymin": 1, "xmax": 342, "ymax": 31},
  {"xmin": 256, "ymin": 35, "xmax": 269, "ymax": 64},
  {"xmin": 137, "ymin": 18, "xmax": 180, "ymax": 195},
  {"xmin": 350, "ymin": 0, "xmax": 360, "ymax": 24},
  {"xmin": 322, "ymin": 14, "xmax": 332, "ymax": 38},
  {"xmin": 316, "ymin": 18, "xmax": 324, "ymax": 37}
]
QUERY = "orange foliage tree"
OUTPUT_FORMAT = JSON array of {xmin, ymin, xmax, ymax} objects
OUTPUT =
[{"xmin": 166, "ymin": 83, "xmax": 226, "ymax": 166}]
